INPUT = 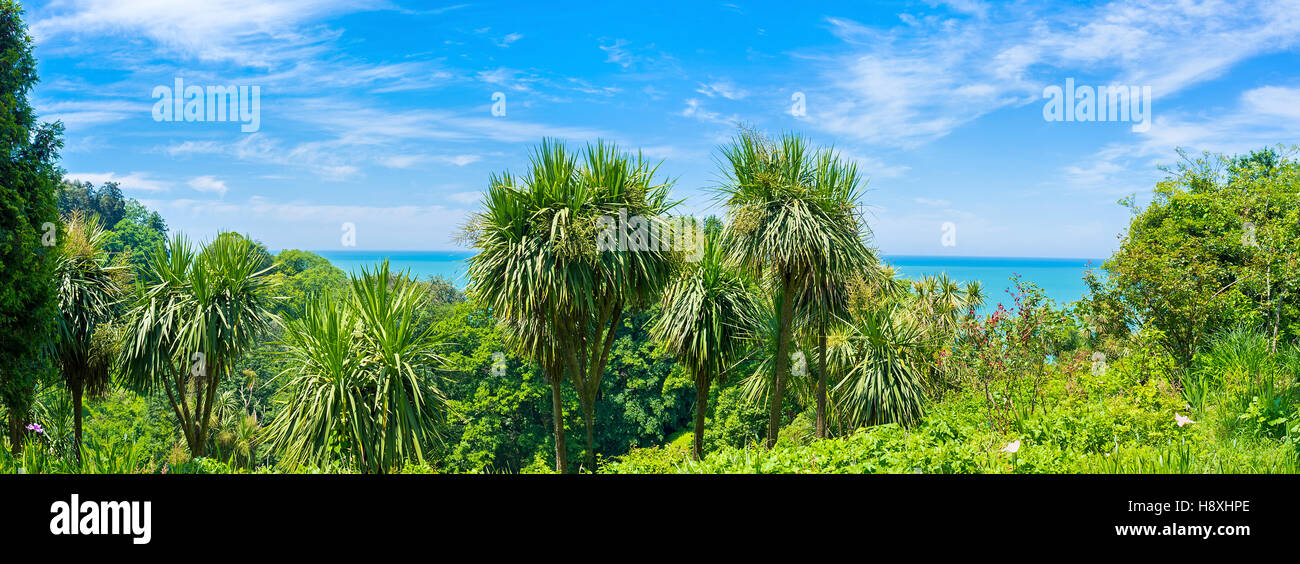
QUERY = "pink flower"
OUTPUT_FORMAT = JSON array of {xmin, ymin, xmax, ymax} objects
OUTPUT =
[{"xmin": 25, "ymin": 423, "xmax": 43, "ymax": 434}]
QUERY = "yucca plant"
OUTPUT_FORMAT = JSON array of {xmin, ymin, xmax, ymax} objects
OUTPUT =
[
  {"xmin": 651, "ymin": 223, "xmax": 756, "ymax": 459},
  {"xmin": 463, "ymin": 139, "xmax": 676, "ymax": 471},
  {"xmin": 716, "ymin": 129, "xmax": 875, "ymax": 447},
  {"xmin": 53, "ymin": 212, "xmax": 129, "ymax": 462},
  {"xmin": 834, "ymin": 306, "xmax": 929, "ymax": 428},
  {"xmin": 264, "ymin": 261, "xmax": 448, "ymax": 473},
  {"xmin": 118, "ymin": 232, "xmax": 277, "ymax": 458}
]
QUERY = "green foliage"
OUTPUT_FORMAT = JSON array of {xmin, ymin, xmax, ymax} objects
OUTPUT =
[
  {"xmin": 266, "ymin": 249, "xmax": 349, "ymax": 319},
  {"xmin": 57, "ymin": 180, "xmax": 126, "ymax": 228},
  {"xmin": 703, "ymin": 382, "xmax": 768, "ymax": 451},
  {"xmin": 462, "ymin": 138, "xmax": 679, "ymax": 471},
  {"xmin": 53, "ymin": 212, "xmax": 130, "ymax": 456},
  {"xmin": 716, "ymin": 128, "xmax": 876, "ymax": 447},
  {"xmin": 118, "ymin": 232, "xmax": 279, "ymax": 457},
  {"xmin": 602, "ymin": 440, "xmax": 692, "ymax": 474},
  {"xmin": 834, "ymin": 307, "xmax": 928, "ymax": 428},
  {"xmin": 0, "ymin": 0, "xmax": 62, "ymax": 450},
  {"xmin": 1095, "ymin": 147, "xmax": 1300, "ymax": 366},
  {"xmin": 1191, "ymin": 327, "xmax": 1299, "ymax": 441},
  {"xmin": 650, "ymin": 225, "xmax": 756, "ymax": 458},
  {"xmin": 264, "ymin": 261, "xmax": 449, "ymax": 473},
  {"xmin": 101, "ymin": 201, "xmax": 168, "ymax": 271}
]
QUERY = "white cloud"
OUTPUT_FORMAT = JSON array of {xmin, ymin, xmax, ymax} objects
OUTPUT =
[
  {"xmin": 696, "ymin": 78, "xmax": 749, "ymax": 100},
  {"xmin": 447, "ymin": 191, "xmax": 482, "ymax": 205},
  {"xmin": 680, "ymin": 99, "xmax": 738, "ymax": 125},
  {"xmin": 65, "ymin": 171, "xmax": 171, "ymax": 192},
  {"xmin": 188, "ymin": 175, "xmax": 229, "ymax": 197},
  {"xmin": 599, "ymin": 39, "xmax": 635, "ymax": 68},
  {"xmin": 381, "ymin": 154, "xmax": 482, "ymax": 168},
  {"xmin": 808, "ymin": 1, "xmax": 1300, "ymax": 148},
  {"xmin": 31, "ymin": 0, "xmax": 383, "ymax": 65},
  {"xmin": 1062, "ymin": 84, "xmax": 1300, "ymax": 195},
  {"xmin": 35, "ymin": 100, "xmax": 147, "ymax": 129},
  {"xmin": 496, "ymin": 33, "xmax": 524, "ymax": 47}
]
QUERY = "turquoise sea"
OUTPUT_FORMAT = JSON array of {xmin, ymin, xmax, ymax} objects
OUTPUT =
[{"xmin": 312, "ymin": 251, "xmax": 1103, "ymax": 311}]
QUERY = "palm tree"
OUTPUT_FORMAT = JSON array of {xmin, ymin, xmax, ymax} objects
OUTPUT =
[
  {"xmin": 650, "ymin": 223, "xmax": 755, "ymax": 460},
  {"xmin": 118, "ymin": 232, "xmax": 277, "ymax": 458},
  {"xmin": 463, "ymin": 139, "xmax": 675, "ymax": 471},
  {"xmin": 265, "ymin": 261, "xmax": 448, "ymax": 473},
  {"xmin": 52, "ymin": 212, "xmax": 129, "ymax": 461},
  {"xmin": 716, "ymin": 129, "xmax": 875, "ymax": 448},
  {"xmin": 904, "ymin": 274, "xmax": 985, "ymax": 396},
  {"xmin": 834, "ymin": 306, "xmax": 929, "ymax": 428}
]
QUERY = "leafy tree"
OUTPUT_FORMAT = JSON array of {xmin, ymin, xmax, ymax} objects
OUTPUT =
[
  {"xmin": 102, "ymin": 200, "xmax": 168, "ymax": 271},
  {"xmin": 264, "ymin": 262, "xmax": 449, "ymax": 473},
  {"xmin": 651, "ymin": 227, "xmax": 756, "ymax": 459},
  {"xmin": 463, "ymin": 139, "xmax": 676, "ymax": 472},
  {"xmin": 716, "ymin": 130, "xmax": 874, "ymax": 447},
  {"xmin": 267, "ymin": 249, "xmax": 348, "ymax": 318},
  {"xmin": 57, "ymin": 180, "xmax": 126, "ymax": 228},
  {"xmin": 1094, "ymin": 147, "xmax": 1300, "ymax": 369},
  {"xmin": 0, "ymin": 1, "xmax": 63, "ymax": 454},
  {"xmin": 53, "ymin": 213, "xmax": 129, "ymax": 460},
  {"xmin": 118, "ymin": 233, "xmax": 278, "ymax": 457}
]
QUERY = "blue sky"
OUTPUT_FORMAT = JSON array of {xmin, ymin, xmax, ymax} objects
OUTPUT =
[{"xmin": 26, "ymin": 0, "xmax": 1300, "ymax": 257}]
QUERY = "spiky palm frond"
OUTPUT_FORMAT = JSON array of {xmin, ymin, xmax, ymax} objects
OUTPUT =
[
  {"xmin": 462, "ymin": 138, "xmax": 679, "ymax": 470},
  {"xmin": 55, "ymin": 212, "xmax": 129, "ymax": 398},
  {"xmin": 834, "ymin": 307, "xmax": 929, "ymax": 428},
  {"xmin": 118, "ymin": 232, "xmax": 278, "ymax": 457},
  {"xmin": 651, "ymin": 228, "xmax": 755, "ymax": 383},
  {"xmin": 265, "ymin": 261, "xmax": 448, "ymax": 473},
  {"xmin": 717, "ymin": 131, "xmax": 874, "ymax": 291},
  {"xmin": 736, "ymin": 290, "xmax": 815, "ymax": 407}
]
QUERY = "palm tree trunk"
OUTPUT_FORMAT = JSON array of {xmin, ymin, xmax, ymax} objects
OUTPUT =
[
  {"xmin": 693, "ymin": 372, "xmax": 708, "ymax": 461},
  {"xmin": 768, "ymin": 275, "xmax": 795, "ymax": 449},
  {"xmin": 72, "ymin": 383, "xmax": 84, "ymax": 464},
  {"xmin": 582, "ymin": 401, "xmax": 596, "ymax": 471},
  {"xmin": 816, "ymin": 329, "xmax": 828, "ymax": 439},
  {"xmin": 193, "ymin": 356, "xmax": 222, "ymax": 458},
  {"xmin": 7, "ymin": 409, "xmax": 21, "ymax": 456},
  {"xmin": 548, "ymin": 372, "xmax": 568, "ymax": 473}
]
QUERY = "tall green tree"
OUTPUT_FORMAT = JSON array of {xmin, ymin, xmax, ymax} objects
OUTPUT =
[
  {"xmin": 118, "ymin": 232, "xmax": 278, "ymax": 458},
  {"xmin": 651, "ymin": 224, "xmax": 756, "ymax": 459},
  {"xmin": 53, "ymin": 213, "xmax": 129, "ymax": 460},
  {"xmin": 463, "ymin": 139, "xmax": 675, "ymax": 472},
  {"xmin": 716, "ymin": 130, "xmax": 874, "ymax": 448},
  {"xmin": 0, "ymin": 1, "xmax": 63, "ymax": 454}
]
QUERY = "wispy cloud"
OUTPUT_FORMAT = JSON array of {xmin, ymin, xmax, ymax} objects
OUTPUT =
[
  {"xmin": 65, "ymin": 171, "xmax": 172, "ymax": 192},
  {"xmin": 696, "ymin": 78, "xmax": 749, "ymax": 100},
  {"xmin": 188, "ymin": 175, "xmax": 230, "ymax": 197},
  {"xmin": 806, "ymin": 1, "xmax": 1300, "ymax": 148},
  {"xmin": 680, "ymin": 98, "xmax": 738, "ymax": 125}
]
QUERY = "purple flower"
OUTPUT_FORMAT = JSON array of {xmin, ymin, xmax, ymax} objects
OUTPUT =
[{"xmin": 25, "ymin": 423, "xmax": 43, "ymax": 434}]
